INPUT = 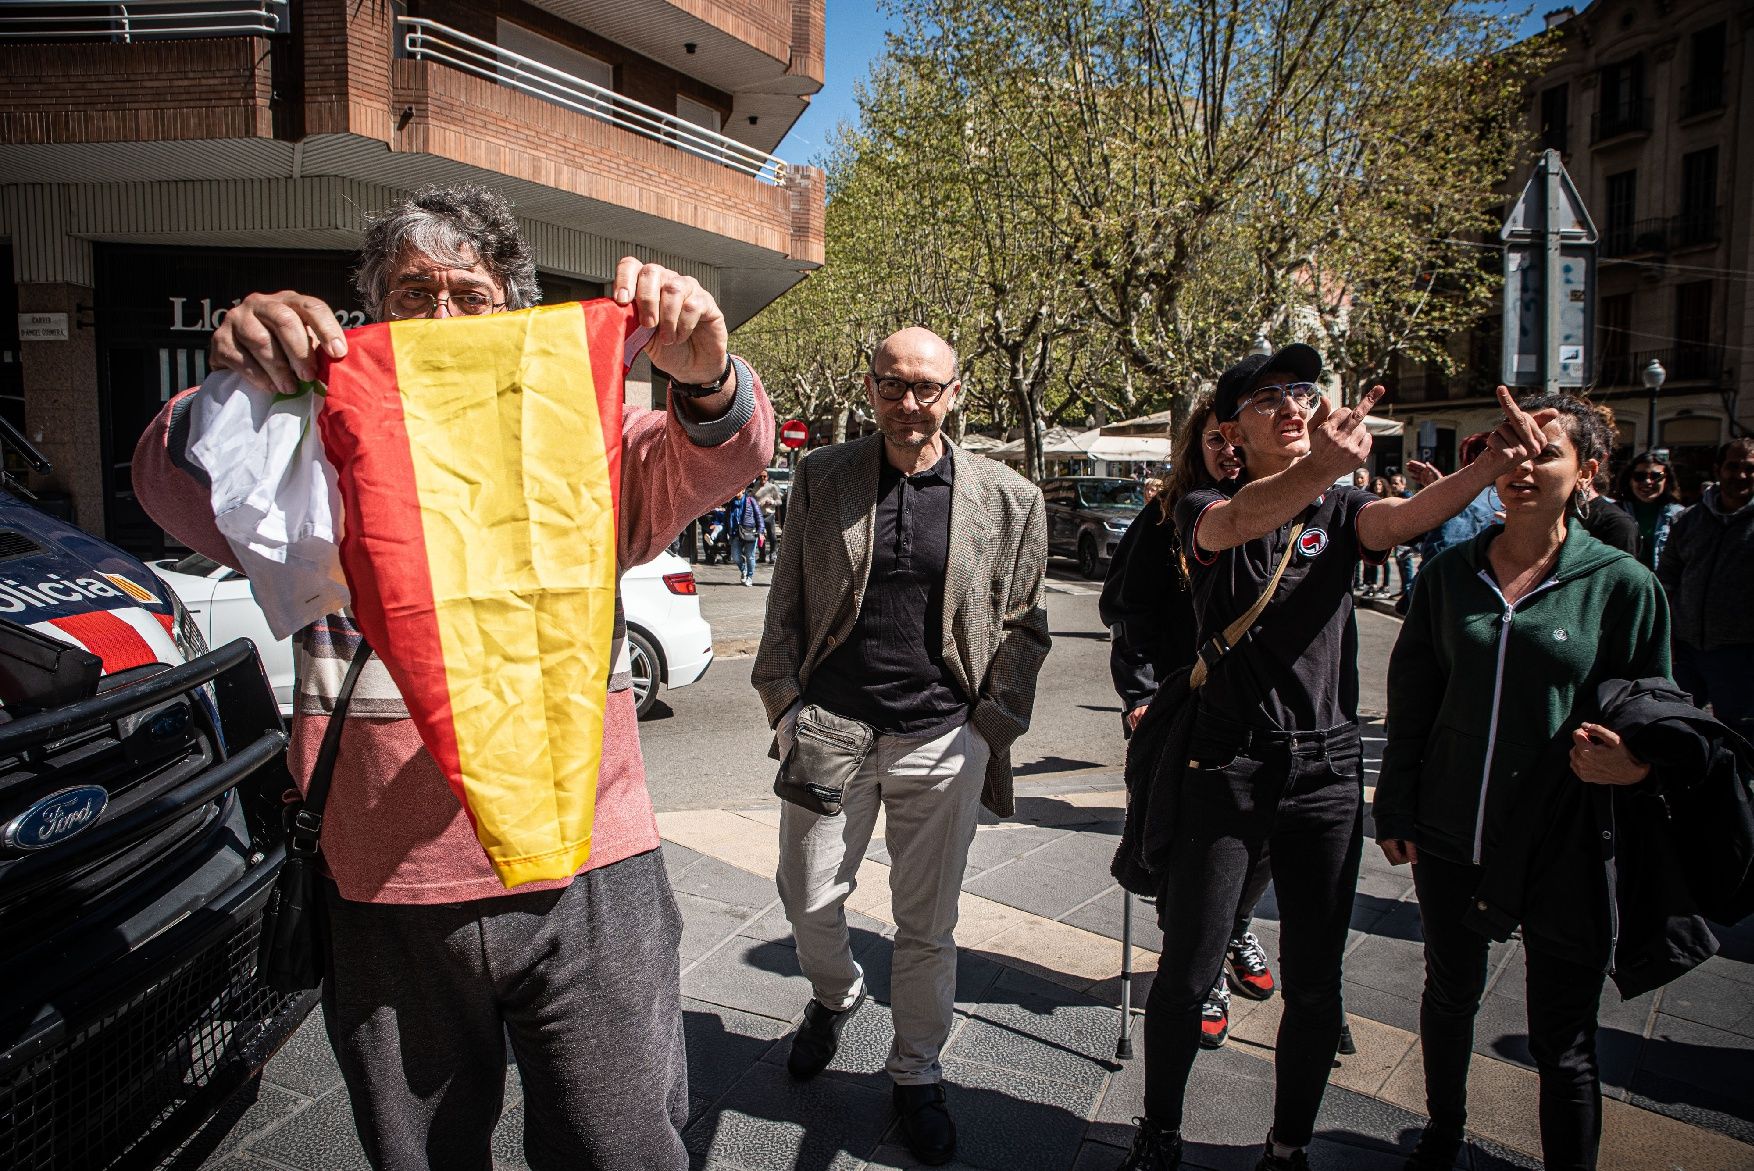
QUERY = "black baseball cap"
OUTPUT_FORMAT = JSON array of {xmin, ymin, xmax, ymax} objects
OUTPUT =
[{"xmin": 1214, "ymin": 343, "xmax": 1323, "ymax": 421}]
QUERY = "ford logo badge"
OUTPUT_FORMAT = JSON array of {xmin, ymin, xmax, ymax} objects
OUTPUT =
[{"xmin": 3, "ymin": 785, "xmax": 110, "ymax": 851}]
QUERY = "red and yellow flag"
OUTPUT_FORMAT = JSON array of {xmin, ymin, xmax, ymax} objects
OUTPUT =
[{"xmin": 316, "ymin": 300, "xmax": 636, "ymax": 887}]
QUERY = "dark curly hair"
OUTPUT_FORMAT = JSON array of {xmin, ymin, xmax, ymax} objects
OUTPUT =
[
  {"xmin": 354, "ymin": 185, "xmax": 540, "ymax": 317},
  {"xmin": 1160, "ymin": 391, "xmax": 1222, "ymax": 524},
  {"xmin": 1518, "ymin": 393, "xmax": 1617, "ymax": 515}
]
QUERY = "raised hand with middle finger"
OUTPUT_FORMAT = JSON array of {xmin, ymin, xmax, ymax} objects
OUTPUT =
[{"xmin": 1306, "ymin": 385, "xmax": 1384, "ymax": 481}]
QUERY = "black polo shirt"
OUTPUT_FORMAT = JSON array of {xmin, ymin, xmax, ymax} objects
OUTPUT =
[
  {"xmin": 1174, "ymin": 484, "xmax": 1385, "ymax": 731},
  {"xmin": 803, "ymin": 447, "xmax": 968, "ymax": 735}
]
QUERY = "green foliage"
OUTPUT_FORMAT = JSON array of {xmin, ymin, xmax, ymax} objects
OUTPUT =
[{"xmin": 732, "ymin": 0, "xmax": 1553, "ymax": 472}]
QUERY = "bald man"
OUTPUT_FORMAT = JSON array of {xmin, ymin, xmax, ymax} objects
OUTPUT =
[{"xmin": 753, "ymin": 328, "xmax": 1050, "ymax": 1163}]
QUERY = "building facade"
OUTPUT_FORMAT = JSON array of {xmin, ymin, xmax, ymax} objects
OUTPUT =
[
  {"xmin": 0, "ymin": 0, "xmax": 826, "ymax": 550},
  {"xmin": 1386, "ymin": 0, "xmax": 1749, "ymax": 497}
]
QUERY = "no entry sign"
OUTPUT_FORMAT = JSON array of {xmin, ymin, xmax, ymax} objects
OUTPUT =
[{"xmin": 780, "ymin": 419, "xmax": 809, "ymax": 449}]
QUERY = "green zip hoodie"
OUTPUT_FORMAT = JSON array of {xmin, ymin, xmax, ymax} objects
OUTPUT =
[{"xmin": 1373, "ymin": 520, "xmax": 1671, "ymax": 867}]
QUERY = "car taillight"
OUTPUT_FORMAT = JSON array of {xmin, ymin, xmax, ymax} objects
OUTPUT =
[{"xmin": 662, "ymin": 572, "xmax": 698, "ymax": 596}]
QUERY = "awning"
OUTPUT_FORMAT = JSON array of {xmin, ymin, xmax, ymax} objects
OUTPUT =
[
  {"xmin": 1086, "ymin": 435, "xmax": 1171, "ymax": 462},
  {"xmin": 987, "ymin": 426, "xmax": 1093, "ymax": 461}
]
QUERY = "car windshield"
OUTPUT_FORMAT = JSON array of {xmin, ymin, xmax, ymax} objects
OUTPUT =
[
  {"xmin": 1078, "ymin": 480, "xmax": 1145, "ymax": 508},
  {"xmin": 767, "ymin": 468, "xmax": 791, "ymax": 482},
  {"xmin": 167, "ymin": 552, "xmax": 225, "ymax": 576}
]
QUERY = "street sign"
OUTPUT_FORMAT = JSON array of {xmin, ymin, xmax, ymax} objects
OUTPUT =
[
  {"xmin": 779, "ymin": 418, "xmax": 809, "ymax": 449},
  {"xmin": 1501, "ymin": 150, "xmax": 1598, "ymax": 391}
]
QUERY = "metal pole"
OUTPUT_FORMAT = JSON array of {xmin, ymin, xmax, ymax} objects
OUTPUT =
[
  {"xmin": 1541, "ymin": 149, "xmax": 1563, "ymax": 395},
  {"xmin": 1117, "ymin": 892, "xmax": 1135, "ymax": 1059},
  {"xmin": 1647, "ymin": 387, "xmax": 1658, "ymax": 452}
]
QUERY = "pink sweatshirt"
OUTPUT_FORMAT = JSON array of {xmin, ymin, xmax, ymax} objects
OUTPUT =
[{"xmin": 134, "ymin": 363, "xmax": 773, "ymax": 903}]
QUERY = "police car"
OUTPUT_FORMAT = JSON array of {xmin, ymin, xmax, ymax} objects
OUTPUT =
[{"xmin": 0, "ymin": 478, "xmax": 308, "ymax": 1171}]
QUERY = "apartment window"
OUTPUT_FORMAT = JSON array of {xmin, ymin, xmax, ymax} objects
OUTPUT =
[
  {"xmin": 1598, "ymin": 293, "xmax": 1632, "ymax": 385},
  {"xmin": 1677, "ymin": 148, "xmax": 1718, "ymax": 246},
  {"xmin": 1602, "ymin": 170, "xmax": 1636, "ymax": 256},
  {"xmin": 1684, "ymin": 24, "xmax": 1726, "ymax": 115},
  {"xmin": 497, "ymin": 20, "xmax": 614, "ymax": 99},
  {"xmin": 1674, "ymin": 281, "xmax": 1713, "ymax": 380},
  {"xmin": 673, "ymin": 95, "xmax": 725, "ymax": 161},
  {"xmin": 1540, "ymin": 84, "xmax": 1569, "ymax": 153},
  {"xmin": 1595, "ymin": 56, "xmax": 1646, "ymax": 139}
]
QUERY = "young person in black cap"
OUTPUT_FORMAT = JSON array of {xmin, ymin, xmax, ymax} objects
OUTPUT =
[{"xmin": 1119, "ymin": 347, "xmax": 1555, "ymax": 1171}]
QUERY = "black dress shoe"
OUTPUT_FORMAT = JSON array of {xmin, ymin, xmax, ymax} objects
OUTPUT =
[
  {"xmin": 786, "ymin": 989, "xmax": 866, "ymax": 1079},
  {"xmin": 893, "ymin": 1082, "xmax": 956, "ymax": 1166}
]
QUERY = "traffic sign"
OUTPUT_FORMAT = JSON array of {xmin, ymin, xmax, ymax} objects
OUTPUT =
[
  {"xmin": 780, "ymin": 418, "xmax": 809, "ymax": 449},
  {"xmin": 1501, "ymin": 150, "xmax": 1598, "ymax": 391}
]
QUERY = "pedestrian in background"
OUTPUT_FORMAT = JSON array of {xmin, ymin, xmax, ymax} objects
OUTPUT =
[
  {"xmin": 133, "ymin": 184, "xmax": 774, "ymax": 1171},
  {"xmin": 1658, "ymin": 437, "xmax": 1754, "ymax": 734},
  {"xmin": 1615, "ymin": 450, "xmax": 1685, "ymax": 569},
  {"xmin": 727, "ymin": 480, "xmax": 766, "ymax": 585},
  {"xmin": 755, "ymin": 468, "xmax": 786, "ymax": 562},
  {"xmin": 1120, "ymin": 345, "xmax": 1531, "ymax": 1171},
  {"xmin": 1388, "ymin": 471, "xmax": 1417, "ymax": 601},
  {"xmin": 1375, "ymin": 395, "xmax": 1672, "ymax": 1171},
  {"xmin": 1100, "ymin": 394, "xmax": 1282, "ymax": 1050},
  {"xmin": 752, "ymin": 327, "xmax": 1050, "ymax": 1166}
]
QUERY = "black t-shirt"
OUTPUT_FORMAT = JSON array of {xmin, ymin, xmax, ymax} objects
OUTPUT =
[{"xmin": 1174, "ymin": 484, "xmax": 1384, "ymax": 731}]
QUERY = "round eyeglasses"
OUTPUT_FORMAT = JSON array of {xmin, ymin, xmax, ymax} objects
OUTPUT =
[
  {"xmin": 385, "ymin": 288, "xmax": 506, "ymax": 319},
  {"xmin": 1202, "ymin": 431, "xmax": 1234, "ymax": 451},
  {"xmin": 1233, "ymin": 382, "xmax": 1322, "ymax": 418},
  {"xmin": 872, "ymin": 375, "xmax": 955, "ymax": 405}
]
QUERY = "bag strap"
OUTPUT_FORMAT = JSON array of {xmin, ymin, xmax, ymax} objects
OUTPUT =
[
  {"xmin": 301, "ymin": 637, "xmax": 373, "ymax": 818},
  {"xmin": 1190, "ymin": 521, "xmax": 1304, "ymax": 691}
]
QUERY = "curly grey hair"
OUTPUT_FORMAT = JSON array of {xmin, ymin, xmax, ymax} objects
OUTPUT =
[{"xmin": 354, "ymin": 185, "xmax": 540, "ymax": 317}]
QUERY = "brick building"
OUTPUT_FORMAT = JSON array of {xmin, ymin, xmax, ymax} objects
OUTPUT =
[
  {"xmin": 0, "ymin": 0, "xmax": 826, "ymax": 550},
  {"xmin": 1385, "ymin": 0, "xmax": 1749, "ymax": 497}
]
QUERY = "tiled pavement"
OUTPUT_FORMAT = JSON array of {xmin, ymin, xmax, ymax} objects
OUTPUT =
[{"xmin": 173, "ymin": 754, "xmax": 1754, "ymax": 1171}]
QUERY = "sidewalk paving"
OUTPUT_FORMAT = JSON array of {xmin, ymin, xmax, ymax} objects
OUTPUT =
[{"xmin": 174, "ymin": 760, "xmax": 1754, "ymax": 1171}]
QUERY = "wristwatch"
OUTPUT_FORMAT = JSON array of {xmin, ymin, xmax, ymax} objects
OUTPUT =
[{"xmin": 661, "ymin": 357, "xmax": 735, "ymax": 399}]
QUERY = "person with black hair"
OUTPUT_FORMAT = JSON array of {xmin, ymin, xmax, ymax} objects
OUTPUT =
[
  {"xmin": 1614, "ymin": 449, "xmax": 1684, "ymax": 569},
  {"xmin": 1375, "ymin": 394, "xmax": 1672, "ymax": 1171},
  {"xmin": 1579, "ymin": 469, "xmax": 1638, "ymax": 555},
  {"xmin": 1118, "ymin": 347, "xmax": 1546, "ymax": 1171}
]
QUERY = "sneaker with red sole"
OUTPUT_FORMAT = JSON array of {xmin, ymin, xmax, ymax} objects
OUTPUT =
[
  {"xmin": 1226, "ymin": 932, "xmax": 1276, "ymax": 1000},
  {"xmin": 1199, "ymin": 977, "xmax": 1230, "ymax": 1049}
]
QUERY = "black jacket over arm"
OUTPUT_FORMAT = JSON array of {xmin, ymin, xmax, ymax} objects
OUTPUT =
[{"xmin": 1099, "ymin": 506, "xmax": 1196, "ymax": 713}]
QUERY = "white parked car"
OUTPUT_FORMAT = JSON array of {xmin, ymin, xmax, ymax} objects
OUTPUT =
[{"xmin": 153, "ymin": 550, "xmax": 713, "ymax": 719}]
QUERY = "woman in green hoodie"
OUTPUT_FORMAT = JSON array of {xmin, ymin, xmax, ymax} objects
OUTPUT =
[{"xmin": 1373, "ymin": 394, "xmax": 1670, "ymax": 1171}]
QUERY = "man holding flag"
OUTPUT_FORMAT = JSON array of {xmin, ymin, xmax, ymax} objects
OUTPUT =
[{"xmin": 133, "ymin": 185, "xmax": 774, "ymax": 1171}]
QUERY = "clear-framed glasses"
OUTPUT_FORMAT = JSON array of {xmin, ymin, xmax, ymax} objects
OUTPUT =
[
  {"xmin": 1202, "ymin": 430, "xmax": 1232, "ymax": 451},
  {"xmin": 1234, "ymin": 382, "xmax": 1322, "ymax": 418},
  {"xmin": 384, "ymin": 287, "xmax": 505, "ymax": 319},
  {"xmin": 872, "ymin": 375, "xmax": 956, "ymax": 404}
]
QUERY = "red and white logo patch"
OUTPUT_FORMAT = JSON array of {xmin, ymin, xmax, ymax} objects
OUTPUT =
[{"xmin": 1297, "ymin": 528, "xmax": 1330, "ymax": 559}]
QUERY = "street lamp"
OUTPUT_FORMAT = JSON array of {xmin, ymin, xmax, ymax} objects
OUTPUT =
[{"xmin": 1642, "ymin": 358, "xmax": 1666, "ymax": 451}]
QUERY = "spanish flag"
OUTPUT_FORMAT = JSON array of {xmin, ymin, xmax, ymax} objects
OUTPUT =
[{"xmin": 316, "ymin": 300, "xmax": 638, "ymax": 887}]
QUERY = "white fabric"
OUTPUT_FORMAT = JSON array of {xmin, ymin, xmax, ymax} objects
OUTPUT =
[{"xmin": 184, "ymin": 370, "xmax": 348, "ymax": 640}]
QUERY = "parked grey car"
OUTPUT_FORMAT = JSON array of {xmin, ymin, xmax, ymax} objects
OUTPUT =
[{"xmin": 1040, "ymin": 476, "xmax": 1147, "ymax": 579}]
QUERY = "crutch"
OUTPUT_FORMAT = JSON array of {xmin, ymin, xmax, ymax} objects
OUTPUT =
[{"xmin": 1117, "ymin": 891, "xmax": 1136, "ymax": 1059}]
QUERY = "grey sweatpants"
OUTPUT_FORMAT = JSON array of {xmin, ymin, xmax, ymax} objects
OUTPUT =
[{"xmin": 320, "ymin": 848, "xmax": 688, "ymax": 1171}]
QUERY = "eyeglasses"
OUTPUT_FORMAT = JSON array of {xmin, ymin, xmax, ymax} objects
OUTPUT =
[
  {"xmin": 872, "ymin": 375, "xmax": 956, "ymax": 404},
  {"xmin": 1233, "ymin": 382, "xmax": 1322, "ymax": 418},
  {"xmin": 1202, "ymin": 430, "xmax": 1233, "ymax": 451},
  {"xmin": 385, "ymin": 288, "xmax": 505, "ymax": 319},
  {"xmin": 1632, "ymin": 471, "xmax": 1667, "ymax": 483}
]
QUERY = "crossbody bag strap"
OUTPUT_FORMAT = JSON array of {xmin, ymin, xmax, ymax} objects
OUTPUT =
[
  {"xmin": 1190, "ymin": 521, "xmax": 1304, "ymax": 691},
  {"xmin": 300, "ymin": 638, "xmax": 373, "ymax": 818}
]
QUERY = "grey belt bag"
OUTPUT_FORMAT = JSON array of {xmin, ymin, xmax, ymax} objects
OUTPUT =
[{"xmin": 773, "ymin": 704, "xmax": 876, "ymax": 816}]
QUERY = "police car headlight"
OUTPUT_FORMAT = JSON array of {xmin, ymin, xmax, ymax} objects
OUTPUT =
[{"xmin": 164, "ymin": 584, "xmax": 210, "ymax": 662}]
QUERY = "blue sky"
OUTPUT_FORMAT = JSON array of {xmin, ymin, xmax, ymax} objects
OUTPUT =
[{"xmin": 776, "ymin": 2, "xmax": 1553, "ymax": 166}]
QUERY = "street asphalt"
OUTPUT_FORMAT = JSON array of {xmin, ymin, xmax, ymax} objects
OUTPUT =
[{"xmin": 164, "ymin": 552, "xmax": 1753, "ymax": 1171}]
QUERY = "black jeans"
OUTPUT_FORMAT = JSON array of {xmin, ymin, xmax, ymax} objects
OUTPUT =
[
  {"xmin": 1413, "ymin": 852, "xmax": 1607, "ymax": 1171},
  {"xmin": 1143, "ymin": 717, "xmax": 1363, "ymax": 1146}
]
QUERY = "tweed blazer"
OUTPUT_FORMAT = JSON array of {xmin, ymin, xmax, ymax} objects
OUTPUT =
[{"xmin": 752, "ymin": 434, "xmax": 1051, "ymax": 816}]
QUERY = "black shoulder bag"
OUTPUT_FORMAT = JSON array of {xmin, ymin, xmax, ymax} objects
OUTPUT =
[
  {"xmin": 257, "ymin": 639, "xmax": 373, "ymax": 994},
  {"xmin": 1111, "ymin": 524, "xmax": 1303, "ymax": 895}
]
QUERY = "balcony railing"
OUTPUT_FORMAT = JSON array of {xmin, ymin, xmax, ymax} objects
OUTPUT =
[
  {"xmin": 1598, "ymin": 345, "xmax": 1724, "ymax": 387},
  {"xmin": 1671, "ymin": 206, "xmax": 1720, "ymax": 249},
  {"xmin": 1681, "ymin": 77, "xmax": 1724, "ymax": 118},
  {"xmin": 1590, "ymin": 98, "xmax": 1653, "ymax": 144},
  {"xmin": 398, "ymin": 17, "xmax": 789, "ymax": 186},
  {"xmin": 1601, "ymin": 217, "xmax": 1668, "ymax": 258},
  {"xmin": 0, "ymin": 1, "xmax": 286, "ymax": 41}
]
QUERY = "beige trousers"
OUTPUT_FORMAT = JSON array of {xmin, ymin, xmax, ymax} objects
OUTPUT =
[{"xmin": 774, "ymin": 713, "xmax": 990, "ymax": 1084}]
